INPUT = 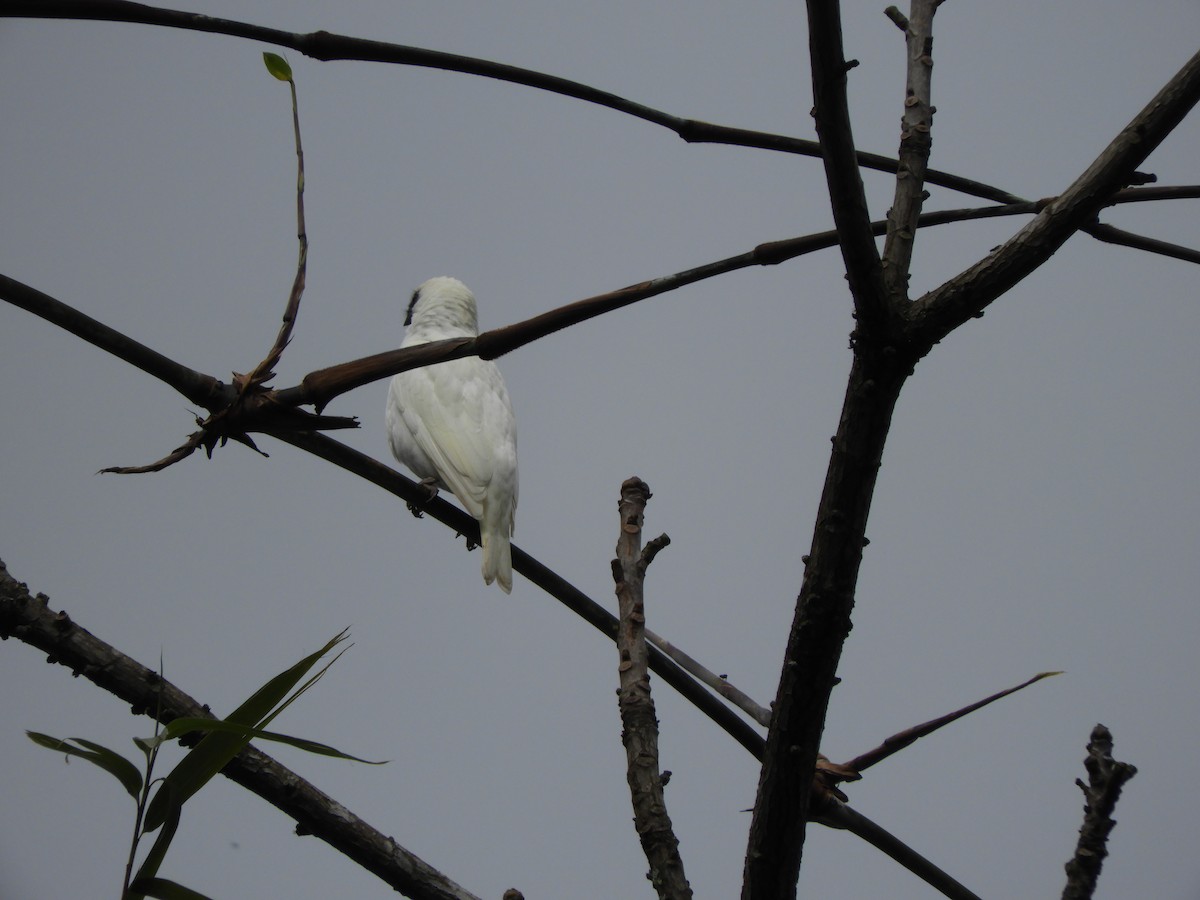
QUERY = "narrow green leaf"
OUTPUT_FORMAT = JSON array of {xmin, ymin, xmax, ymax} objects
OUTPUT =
[
  {"xmin": 27, "ymin": 731, "xmax": 143, "ymax": 799},
  {"xmin": 262, "ymin": 52, "xmax": 292, "ymax": 82},
  {"xmin": 127, "ymin": 876, "xmax": 213, "ymax": 900},
  {"xmin": 133, "ymin": 781, "xmax": 181, "ymax": 888},
  {"xmin": 153, "ymin": 717, "xmax": 386, "ymax": 764},
  {"xmin": 143, "ymin": 631, "xmax": 349, "ymax": 831}
]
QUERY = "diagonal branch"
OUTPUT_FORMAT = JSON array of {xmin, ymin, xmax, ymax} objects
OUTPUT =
[
  {"xmin": 840, "ymin": 670, "xmax": 1062, "ymax": 775},
  {"xmin": 0, "ymin": 559, "xmax": 481, "ymax": 900},
  {"xmin": 0, "ymin": 1, "xmax": 1172, "ymax": 216},
  {"xmin": 0, "ymin": 273, "xmax": 226, "ymax": 410},
  {"xmin": 908, "ymin": 46, "xmax": 1200, "ymax": 350},
  {"xmin": 270, "ymin": 430, "xmax": 770, "ymax": 761}
]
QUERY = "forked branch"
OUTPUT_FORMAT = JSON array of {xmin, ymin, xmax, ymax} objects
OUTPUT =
[{"xmin": 611, "ymin": 478, "xmax": 690, "ymax": 900}]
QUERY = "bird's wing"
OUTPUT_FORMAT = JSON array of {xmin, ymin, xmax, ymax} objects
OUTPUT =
[{"xmin": 394, "ymin": 358, "xmax": 516, "ymax": 522}]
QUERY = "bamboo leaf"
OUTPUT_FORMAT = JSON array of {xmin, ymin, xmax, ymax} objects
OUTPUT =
[
  {"xmin": 26, "ymin": 732, "xmax": 143, "ymax": 799},
  {"xmin": 143, "ymin": 631, "xmax": 349, "ymax": 831},
  {"xmin": 153, "ymin": 717, "xmax": 386, "ymax": 764}
]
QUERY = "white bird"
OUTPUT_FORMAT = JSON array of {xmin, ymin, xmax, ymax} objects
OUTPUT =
[{"xmin": 386, "ymin": 277, "xmax": 519, "ymax": 593}]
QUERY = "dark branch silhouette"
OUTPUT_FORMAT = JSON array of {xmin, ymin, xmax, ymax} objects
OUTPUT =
[
  {"xmin": 1, "ymin": 5, "xmax": 1192, "ymax": 899},
  {"xmin": 743, "ymin": 11, "xmax": 1199, "ymax": 900},
  {"xmin": 908, "ymin": 47, "xmax": 1200, "ymax": 349},
  {"xmin": 3, "ymin": 1, "xmax": 1197, "ymax": 268}
]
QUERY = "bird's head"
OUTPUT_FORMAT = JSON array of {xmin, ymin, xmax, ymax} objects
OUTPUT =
[{"xmin": 404, "ymin": 276, "xmax": 480, "ymax": 337}]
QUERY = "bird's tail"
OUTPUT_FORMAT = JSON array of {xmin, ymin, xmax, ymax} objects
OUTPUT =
[{"xmin": 480, "ymin": 523, "xmax": 513, "ymax": 594}]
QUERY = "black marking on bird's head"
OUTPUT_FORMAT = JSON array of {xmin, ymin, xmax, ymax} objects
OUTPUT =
[
  {"xmin": 404, "ymin": 288, "xmax": 421, "ymax": 327},
  {"xmin": 404, "ymin": 277, "xmax": 480, "ymax": 337}
]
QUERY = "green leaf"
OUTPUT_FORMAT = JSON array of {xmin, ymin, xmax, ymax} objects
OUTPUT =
[
  {"xmin": 143, "ymin": 631, "xmax": 349, "ymax": 831},
  {"xmin": 27, "ymin": 731, "xmax": 143, "ymax": 799},
  {"xmin": 133, "ymin": 781, "xmax": 181, "ymax": 889},
  {"xmin": 262, "ymin": 52, "xmax": 292, "ymax": 82},
  {"xmin": 153, "ymin": 717, "xmax": 386, "ymax": 765},
  {"xmin": 127, "ymin": 876, "xmax": 213, "ymax": 900}
]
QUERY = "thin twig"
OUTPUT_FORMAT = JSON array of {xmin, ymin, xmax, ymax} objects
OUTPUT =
[
  {"xmin": 643, "ymin": 627, "xmax": 771, "ymax": 727},
  {"xmin": 612, "ymin": 478, "xmax": 691, "ymax": 900},
  {"xmin": 840, "ymin": 671, "xmax": 1062, "ymax": 774},
  {"xmin": 239, "ymin": 60, "xmax": 308, "ymax": 395}
]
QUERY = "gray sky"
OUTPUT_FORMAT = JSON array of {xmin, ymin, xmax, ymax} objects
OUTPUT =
[{"xmin": 2, "ymin": 2, "xmax": 1198, "ymax": 898}]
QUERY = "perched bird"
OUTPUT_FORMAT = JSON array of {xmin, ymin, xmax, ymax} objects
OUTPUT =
[{"xmin": 386, "ymin": 277, "xmax": 519, "ymax": 593}]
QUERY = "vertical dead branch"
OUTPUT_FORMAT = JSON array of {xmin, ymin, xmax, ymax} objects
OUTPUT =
[
  {"xmin": 611, "ymin": 478, "xmax": 690, "ymax": 900},
  {"xmin": 882, "ymin": 0, "xmax": 940, "ymax": 300},
  {"xmin": 1061, "ymin": 725, "xmax": 1137, "ymax": 900}
]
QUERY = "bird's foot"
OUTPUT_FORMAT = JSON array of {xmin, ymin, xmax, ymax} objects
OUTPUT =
[{"xmin": 406, "ymin": 477, "xmax": 440, "ymax": 518}]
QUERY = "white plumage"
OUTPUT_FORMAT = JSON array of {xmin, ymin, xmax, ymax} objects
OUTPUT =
[{"xmin": 386, "ymin": 277, "xmax": 519, "ymax": 593}]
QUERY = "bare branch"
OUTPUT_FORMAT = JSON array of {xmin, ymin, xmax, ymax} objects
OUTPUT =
[
  {"xmin": 840, "ymin": 671, "xmax": 1063, "ymax": 774},
  {"xmin": 1061, "ymin": 725, "xmax": 1137, "ymax": 900},
  {"xmin": 273, "ymin": 431, "xmax": 771, "ymax": 761},
  {"xmin": 0, "ymin": 1, "xmax": 1102, "ymax": 211},
  {"xmin": 819, "ymin": 800, "xmax": 982, "ymax": 900},
  {"xmin": 908, "ymin": 47, "xmax": 1200, "ymax": 348},
  {"xmin": 882, "ymin": 0, "xmax": 940, "ymax": 300},
  {"xmin": 805, "ymin": 0, "xmax": 892, "ymax": 339},
  {"xmin": 612, "ymin": 478, "xmax": 691, "ymax": 900},
  {"xmin": 1084, "ymin": 220, "xmax": 1200, "ymax": 265},
  {"xmin": 8, "ymin": 0, "xmax": 1194, "ymax": 283},
  {"xmin": 883, "ymin": 6, "xmax": 909, "ymax": 32},
  {"xmin": 0, "ymin": 559, "xmax": 481, "ymax": 900},
  {"xmin": 643, "ymin": 627, "xmax": 771, "ymax": 727},
  {"xmin": 743, "ymin": 47, "xmax": 1200, "ymax": 899},
  {"xmin": 98, "ymin": 429, "xmax": 206, "ymax": 474},
  {"xmin": 0, "ymin": 273, "xmax": 226, "ymax": 410}
]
